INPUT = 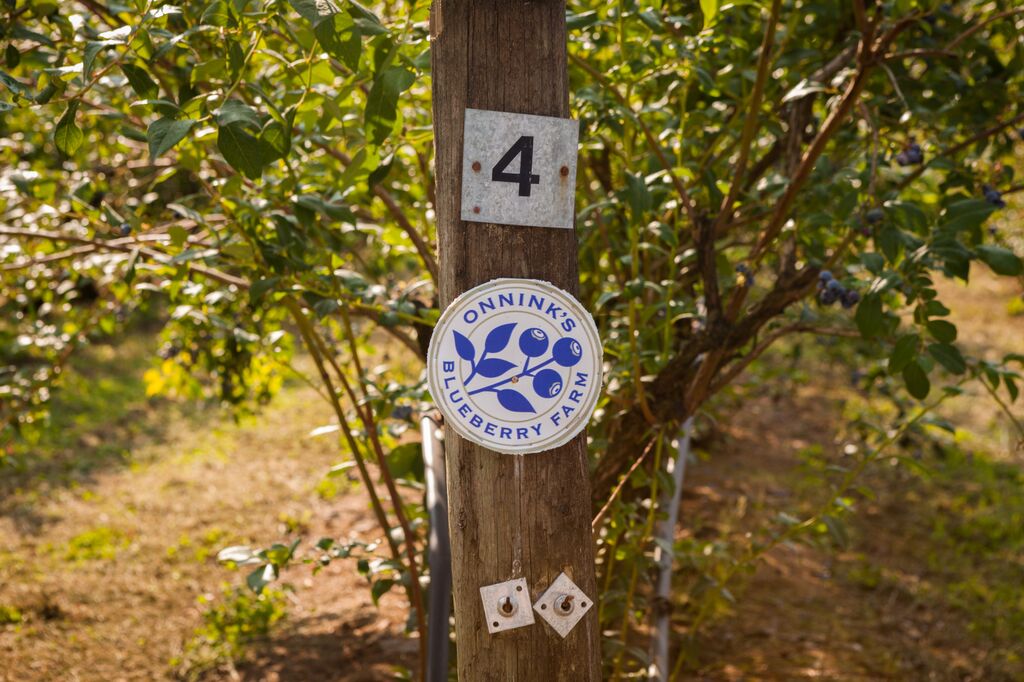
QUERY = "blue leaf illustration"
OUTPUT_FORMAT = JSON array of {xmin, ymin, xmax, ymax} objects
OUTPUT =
[
  {"xmin": 484, "ymin": 322, "xmax": 517, "ymax": 353},
  {"xmin": 496, "ymin": 389, "xmax": 536, "ymax": 414},
  {"xmin": 475, "ymin": 358, "xmax": 517, "ymax": 378},
  {"xmin": 453, "ymin": 330, "xmax": 475, "ymax": 362}
]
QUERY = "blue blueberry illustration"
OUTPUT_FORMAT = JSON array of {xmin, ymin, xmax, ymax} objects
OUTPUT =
[
  {"xmin": 532, "ymin": 369, "xmax": 563, "ymax": 399},
  {"xmin": 552, "ymin": 338, "xmax": 583, "ymax": 367},
  {"xmin": 518, "ymin": 328, "xmax": 549, "ymax": 357}
]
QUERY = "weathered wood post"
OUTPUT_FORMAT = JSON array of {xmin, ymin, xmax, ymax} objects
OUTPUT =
[{"xmin": 430, "ymin": 2, "xmax": 601, "ymax": 679}]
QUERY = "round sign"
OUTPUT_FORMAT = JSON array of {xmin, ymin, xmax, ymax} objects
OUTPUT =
[{"xmin": 427, "ymin": 278, "xmax": 603, "ymax": 455}]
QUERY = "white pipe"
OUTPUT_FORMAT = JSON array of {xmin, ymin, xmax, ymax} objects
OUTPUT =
[{"xmin": 650, "ymin": 417, "xmax": 694, "ymax": 681}]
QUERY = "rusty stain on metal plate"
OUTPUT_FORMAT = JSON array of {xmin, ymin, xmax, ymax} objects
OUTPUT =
[{"xmin": 461, "ymin": 108, "xmax": 579, "ymax": 230}]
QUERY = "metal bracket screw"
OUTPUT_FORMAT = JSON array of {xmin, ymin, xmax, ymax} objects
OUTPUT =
[{"xmin": 480, "ymin": 578, "xmax": 534, "ymax": 634}]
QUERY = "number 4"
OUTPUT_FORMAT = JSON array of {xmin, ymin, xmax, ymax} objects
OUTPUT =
[{"xmin": 491, "ymin": 135, "xmax": 541, "ymax": 197}]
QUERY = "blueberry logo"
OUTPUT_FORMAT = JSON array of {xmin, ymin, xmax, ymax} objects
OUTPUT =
[
  {"xmin": 427, "ymin": 279, "xmax": 603, "ymax": 455},
  {"xmin": 519, "ymin": 328, "xmax": 549, "ymax": 357}
]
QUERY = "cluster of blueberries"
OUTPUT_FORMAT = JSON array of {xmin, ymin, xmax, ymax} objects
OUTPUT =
[
  {"xmin": 817, "ymin": 270, "xmax": 860, "ymax": 309},
  {"xmin": 734, "ymin": 263, "xmax": 755, "ymax": 288},
  {"xmin": 982, "ymin": 184, "xmax": 1007, "ymax": 208},
  {"xmin": 895, "ymin": 141, "xmax": 924, "ymax": 167}
]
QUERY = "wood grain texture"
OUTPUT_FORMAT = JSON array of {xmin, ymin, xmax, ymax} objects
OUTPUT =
[{"xmin": 430, "ymin": 1, "xmax": 601, "ymax": 679}]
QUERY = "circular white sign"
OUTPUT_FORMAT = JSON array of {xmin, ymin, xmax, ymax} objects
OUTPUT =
[{"xmin": 427, "ymin": 278, "xmax": 603, "ymax": 455}]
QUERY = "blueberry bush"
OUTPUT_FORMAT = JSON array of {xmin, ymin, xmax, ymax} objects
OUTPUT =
[{"xmin": 1, "ymin": 0, "xmax": 1022, "ymax": 677}]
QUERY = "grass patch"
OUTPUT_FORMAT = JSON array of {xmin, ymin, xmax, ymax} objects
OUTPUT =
[
  {"xmin": 62, "ymin": 526, "xmax": 129, "ymax": 562},
  {"xmin": 0, "ymin": 605, "xmax": 23, "ymax": 625},
  {"xmin": 172, "ymin": 585, "xmax": 288, "ymax": 680}
]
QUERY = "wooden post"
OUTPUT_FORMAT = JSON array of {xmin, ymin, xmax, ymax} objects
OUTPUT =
[{"xmin": 430, "ymin": 2, "xmax": 601, "ymax": 680}]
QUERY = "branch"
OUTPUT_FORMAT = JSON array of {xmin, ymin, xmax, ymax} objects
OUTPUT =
[
  {"xmin": 714, "ymin": 0, "xmax": 782, "ymax": 233},
  {"xmin": 896, "ymin": 110, "xmax": 1024, "ymax": 191},
  {"xmin": 569, "ymin": 52, "xmax": 699, "ymax": 226},
  {"xmin": 0, "ymin": 227, "xmax": 250, "ymax": 288},
  {"xmin": 315, "ymin": 143, "xmax": 439, "ymax": 282},
  {"xmin": 708, "ymin": 322, "xmax": 861, "ymax": 396}
]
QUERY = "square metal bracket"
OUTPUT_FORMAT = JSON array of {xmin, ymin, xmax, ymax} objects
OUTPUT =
[
  {"xmin": 479, "ymin": 577, "xmax": 535, "ymax": 634},
  {"xmin": 532, "ymin": 572, "xmax": 593, "ymax": 638},
  {"xmin": 460, "ymin": 108, "xmax": 580, "ymax": 230}
]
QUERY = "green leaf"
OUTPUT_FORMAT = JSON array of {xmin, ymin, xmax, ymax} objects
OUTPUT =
[
  {"xmin": 147, "ymin": 117, "xmax": 192, "ymax": 159},
  {"xmin": 927, "ymin": 343, "xmax": 966, "ymax": 375},
  {"xmin": 386, "ymin": 442, "xmax": 424, "ymax": 482},
  {"xmin": 939, "ymin": 198, "xmax": 995, "ymax": 234},
  {"xmin": 902, "ymin": 360, "xmax": 931, "ymax": 400},
  {"xmin": 288, "ymin": 0, "xmax": 339, "ymax": 24},
  {"xmin": 0, "ymin": 69, "xmax": 28, "ymax": 96},
  {"xmin": 216, "ymin": 99, "xmax": 262, "ymax": 129},
  {"xmin": 926, "ymin": 319, "xmax": 957, "ymax": 343},
  {"xmin": 855, "ymin": 292, "xmax": 883, "ymax": 338},
  {"xmin": 259, "ymin": 119, "xmax": 290, "ymax": 161},
  {"xmin": 976, "ymin": 245, "xmax": 1023, "ymax": 276},
  {"xmin": 83, "ymin": 40, "xmax": 120, "ymax": 80},
  {"xmin": 168, "ymin": 224, "xmax": 188, "ymax": 247},
  {"xmin": 699, "ymin": 0, "xmax": 719, "ymax": 29},
  {"xmin": 5, "ymin": 44, "xmax": 20, "ymax": 69},
  {"xmin": 121, "ymin": 62, "xmax": 159, "ymax": 99},
  {"xmin": 54, "ymin": 101, "xmax": 84, "ymax": 156},
  {"xmin": 624, "ymin": 172, "xmax": 652, "ymax": 218},
  {"xmin": 315, "ymin": 11, "xmax": 361, "ymax": 70},
  {"xmin": 246, "ymin": 564, "xmax": 275, "ymax": 594},
  {"xmin": 370, "ymin": 578, "xmax": 396, "ymax": 605},
  {"xmin": 364, "ymin": 66, "xmax": 414, "ymax": 145},
  {"xmin": 889, "ymin": 333, "xmax": 919, "ymax": 373},
  {"xmin": 566, "ymin": 11, "xmax": 600, "ymax": 30},
  {"xmin": 123, "ymin": 247, "xmax": 141, "ymax": 285},
  {"xmin": 200, "ymin": 0, "xmax": 232, "ymax": 26},
  {"xmin": 218, "ymin": 123, "xmax": 266, "ymax": 179}
]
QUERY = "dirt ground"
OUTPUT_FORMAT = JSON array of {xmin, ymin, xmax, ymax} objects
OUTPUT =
[
  {"xmin": 0, "ymin": 272, "xmax": 1020, "ymax": 681},
  {"xmin": 0, "ymin": 356, "xmax": 415, "ymax": 681}
]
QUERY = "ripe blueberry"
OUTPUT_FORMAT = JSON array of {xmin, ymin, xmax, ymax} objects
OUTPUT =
[
  {"xmin": 119, "ymin": 222, "xmax": 131, "ymax": 236},
  {"xmin": 826, "ymin": 279, "xmax": 843, "ymax": 293},
  {"xmin": 819, "ymin": 288, "xmax": 840, "ymax": 306},
  {"xmin": 518, "ymin": 328, "xmax": 549, "ymax": 357},
  {"xmin": 819, "ymin": 270, "xmax": 833, "ymax": 282},
  {"xmin": 531, "ymin": 369, "xmax": 563, "ymax": 399},
  {"xmin": 866, "ymin": 208, "xmax": 884, "ymax": 224},
  {"xmin": 896, "ymin": 142, "xmax": 923, "ymax": 167},
  {"xmin": 552, "ymin": 337, "xmax": 583, "ymax": 367},
  {"xmin": 841, "ymin": 289, "xmax": 860, "ymax": 309},
  {"xmin": 982, "ymin": 185, "xmax": 1006, "ymax": 208}
]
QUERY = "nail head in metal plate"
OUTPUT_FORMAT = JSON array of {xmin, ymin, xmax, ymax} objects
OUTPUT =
[
  {"xmin": 480, "ymin": 577, "xmax": 535, "ymax": 634},
  {"xmin": 533, "ymin": 572, "xmax": 593, "ymax": 638}
]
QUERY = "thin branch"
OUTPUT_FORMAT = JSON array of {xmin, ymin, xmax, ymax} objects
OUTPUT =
[
  {"xmin": 316, "ymin": 143, "xmax": 439, "ymax": 282},
  {"xmin": 709, "ymin": 323, "xmax": 861, "ymax": 396},
  {"xmin": 308, "ymin": 311, "xmax": 428, "ymax": 680},
  {"xmin": 896, "ymin": 110, "xmax": 1024, "ymax": 191},
  {"xmin": 569, "ymin": 52, "xmax": 699, "ymax": 226},
  {"xmin": 592, "ymin": 437, "xmax": 658, "ymax": 531},
  {"xmin": 714, "ymin": 0, "xmax": 783, "ymax": 233}
]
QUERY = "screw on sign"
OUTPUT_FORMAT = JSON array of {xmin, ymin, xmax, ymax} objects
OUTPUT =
[{"xmin": 427, "ymin": 278, "xmax": 602, "ymax": 455}]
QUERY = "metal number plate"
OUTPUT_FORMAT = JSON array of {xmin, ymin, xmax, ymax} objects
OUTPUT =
[{"xmin": 461, "ymin": 108, "xmax": 579, "ymax": 230}]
